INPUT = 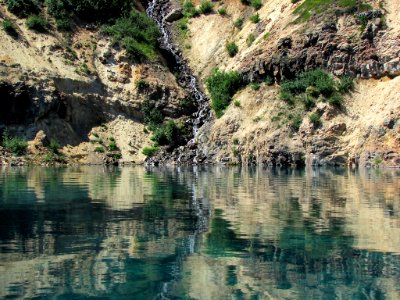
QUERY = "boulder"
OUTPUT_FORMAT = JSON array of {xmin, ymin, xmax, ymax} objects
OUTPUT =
[{"xmin": 164, "ymin": 8, "xmax": 183, "ymax": 23}]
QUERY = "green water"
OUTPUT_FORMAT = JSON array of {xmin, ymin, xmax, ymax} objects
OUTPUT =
[{"xmin": 0, "ymin": 167, "xmax": 399, "ymax": 300}]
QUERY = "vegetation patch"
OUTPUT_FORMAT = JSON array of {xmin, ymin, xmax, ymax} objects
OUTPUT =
[
  {"xmin": 280, "ymin": 69, "xmax": 351, "ymax": 108},
  {"xmin": 5, "ymin": 0, "xmax": 40, "ymax": 18},
  {"xmin": 141, "ymin": 100, "xmax": 164, "ymax": 129},
  {"xmin": 309, "ymin": 112, "xmax": 322, "ymax": 127},
  {"xmin": 217, "ymin": 8, "xmax": 227, "ymax": 16},
  {"xmin": 1, "ymin": 130, "xmax": 28, "ymax": 156},
  {"xmin": 250, "ymin": 13, "xmax": 260, "ymax": 23},
  {"xmin": 206, "ymin": 69, "xmax": 243, "ymax": 118},
  {"xmin": 49, "ymin": 139, "xmax": 60, "ymax": 154},
  {"xmin": 102, "ymin": 10, "xmax": 160, "ymax": 62},
  {"xmin": 293, "ymin": 0, "xmax": 373, "ymax": 23},
  {"xmin": 46, "ymin": 0, "xmax": 134, "ymax": 23},
  {"xmin": 250, "ymin": 83, "xmax": 260, "ymax": 91},
  {"xmin": 226, "ymin": 42, "xmax": 238, "ymax": 57},
  {"xmin": 183, "ymin": 0, "xmax": 199, "ymax": 18},
  {"xmin": 136, "ymin": 79, "xmax": 150, "ymax": 91},
  {"xmin": 2, "ymin": 19, "xmax": 18, "ymax": 37},
  {"xmin": 94, "ymin": 146, "xmax": 105, "ymax": 153},
  {"xmin": 251, "ymin": 0, "xmax": 262, "ymax": 10},
  {"xmin": 246, "ymin": 34, "xmax": 255, "ymax": 47},
  {"xmin": 234, "ymin": 17, "xmax": 244, "ymax": 29},
  {"xmin": 275, "ymin": 69, "xmax": 354, "ymax": 132},
  {"xmin": 150, "ymin": 120, "xmax": 188, "ymax": 148},
  {"xmin": 108, "ymin": 140, "xmax": 118, "ymax": 151},
  {"xmin": 198, "ymin": 0, "xmax": 214, "ymax": 14},
  {"xmin": 142, "ymin": 146, "xmax": 159, "ymax": 157},
  {"xmin": 26, "ymin": 15, "xmax": 48, "ymax": 32}
]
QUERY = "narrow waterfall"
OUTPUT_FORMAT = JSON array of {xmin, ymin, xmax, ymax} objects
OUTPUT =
[{"xmin": 146, "ymin": 0, "xmax": 211, "ymax": 137}]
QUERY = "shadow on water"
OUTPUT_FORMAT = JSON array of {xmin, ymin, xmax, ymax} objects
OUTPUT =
[{"xmin": 0, "ymin": 166, "xmax": 399, "ymax": 299}]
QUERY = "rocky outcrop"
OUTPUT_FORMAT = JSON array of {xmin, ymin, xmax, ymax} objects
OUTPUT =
[
  {"xmin": 164, "ymin": 8, "xmax": 183, "ymax": 23},
  {"xmin": 241, "ymin": 17, "xmax": 400, "ymax": 82}
]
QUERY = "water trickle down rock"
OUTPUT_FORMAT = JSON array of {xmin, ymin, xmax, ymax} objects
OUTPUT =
[{"xmin": 146, "ymin": 0, "xmax": 212, "ymax": 164}]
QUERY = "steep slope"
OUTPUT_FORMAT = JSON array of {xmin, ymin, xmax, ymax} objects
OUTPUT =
[
  {"xmin": 163, "ymin": 0, "xmax": 400, "ymax": 167},
  {"xmin": 0, "ymin": 1, "xmax": 192, "ymax": 165}
]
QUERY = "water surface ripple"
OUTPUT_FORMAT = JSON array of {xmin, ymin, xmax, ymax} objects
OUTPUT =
[{"xmin": 0, "ymin": 167, "xmax": 399, "ymax": 299}]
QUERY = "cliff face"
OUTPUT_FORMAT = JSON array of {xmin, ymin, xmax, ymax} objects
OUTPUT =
[
  {"xmin": 0, "ymin": 2, "xmax": 190, "ymax": 165},
  {"xmin": 164, "ymin": 0, "xmax": 400, "ymax": 168},
  {"xmin": 0, "ymin": 0, "xmax": 399, "ymax": 167}
]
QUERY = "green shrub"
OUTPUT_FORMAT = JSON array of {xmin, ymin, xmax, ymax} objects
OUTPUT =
[
  {"xmin": 328, "ymin": 93, "xmax": 343, "ymax": 107},
  {"xmin": 301, "ymin": 94, "xmax": 316, "ymax": 110},
  {"xmin": 179, "ymin": 97, "xmax": 197, "ymax": 114},
  {"xmin": 94, "ymin": 146, "xmax": 105, "ymax": 153},
  {"xmin": 217, "ymin": 8, "xmax": 227, "ymax": 15},
  {"xmin": 142, "ymin": 146, "xmax": 158, "ymax": 157},
  {"xmin": 263, "ymin": 32, "xmax": 271, "ymax": 39},
  {"xmin": 232, "ymin": 147, "xmax": 240, "ymax": 156},
  {"xmin": 280, "ymin": 69, "xmax": 336, "ymax": 103},
  {"xmin": 251, "ymin": 0, "xmax": 262, "ymax": 10},
  {"xmin": 151, "ymin": 120, "xmax": 188, "ymax": 147},
  {"xmin": 2, "ymin": 20, "xmax": 18, "ymax": 37},
  {"xmin": 250, "ymin": 13, "xmax": 260, "ymax": 23},
  {"xmin": 337, "ymin": 75, "xmax": 354, "ymax": 93},
  {"xmin": 199, "ymin": 0, "xmax": 213, "ymax": 14},
  {"xmin": 234, "ymin": 17, "xmax": 244, "ymax": 29},
  {"xmin": 183, "ymin": 0, "xmax": 199, "ymax": 17},
  {"xmin": 26, "ymin": 15, "xmax": 48, "ymax": 32},
  {"xmin": 246, "ymin": 33, "xmax": 255, "ymax": 46},
  {"xmin": 5, "ymin": 0, "xmax": 40, "ymax": 18},
  {"xmin": 2, "ymin": 131, "xmax": 28, "ymax": 156},
  {"xmin": 226, "ymin": 42, "xmax": 238, "ymax": 57},
  {"xmin": 309, "ymin": 112, "xmax": 322, "ymax": 126},
  {"xmin": 141, "ymin": 101, "xmax": 164, "ymax": 127},
  {"xmin": 289, "ymin": 114, "xmax": 303, "ymax": 131},
  {"xmin": 49, "ymin": 139, "xmax": 60, "ymax": 154},
  {"xmin": 43, "ymin": 152, "xmax": 55, "ymax": 163},
  {"xmin": 46, "ymin": 0, "xmax": 134, "ymax": 23},
  {"xmin": 265, "ymin": 75, "xmax": 274, "ymax": 85},
  {"xmin": 178, "ymin": 17, "xmax": 189, "ymax": 36},
  {"xmin": 250, "ymin": 83, "xmax": 260, "ymax": 91},
  {"xmin": 205, "ymin": 69, "xmax": 243, "ymax": 118},
  {"xmin": 55, "ymin": 18, "xmax": 72, "ymax": 31},
  {"xmin": 102, "ymin": 10, "xmax": 160, "ymax": 62},
  {"xmin": 234, "ymin": 100, "xmax": 241, "ymax": 107},
  {"xmin": 113, "ymin": 153, "xmax": 122, "ymax": 160},
  {"xmin": 76, "ymin": 63, "xmax": 91, "ymax": 75},
  {"xmin": 108, "ymin": 140, "xmax": 118, "ymax": 151},
  {"xmin": 136, "ymin": 79, "xmax": 150, "ymax": 91}
]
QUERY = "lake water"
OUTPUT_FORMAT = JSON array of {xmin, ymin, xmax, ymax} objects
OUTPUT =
[{"xmin": 0, "ymin": 166, "xmax": 399, "ymax": 300}]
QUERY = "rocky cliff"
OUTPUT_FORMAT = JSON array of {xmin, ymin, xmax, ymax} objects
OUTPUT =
[
  {"xmin": 0, "ymin": 0, "xmax": 399, "ymax": 168},
  {"xmin": 159, "ymin": 0, "xmax": 400, "ymax": 168},
  {"xmin": 0, "ymin": 1, "xmax": 193, "ymax": 165}
]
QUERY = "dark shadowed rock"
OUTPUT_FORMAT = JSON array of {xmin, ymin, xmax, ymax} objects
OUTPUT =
[
  {"xmin": 164, "ymin": 8, "xmax": 183, "ymax": 22},
  {"xmin": 277, "ymin": 37, "xmax": 292, "ymax": 50}
]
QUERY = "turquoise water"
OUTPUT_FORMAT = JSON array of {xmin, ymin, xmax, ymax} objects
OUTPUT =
[{"xmin": 0, "ymin": 167, "xmax": 399, "ymax": 299}]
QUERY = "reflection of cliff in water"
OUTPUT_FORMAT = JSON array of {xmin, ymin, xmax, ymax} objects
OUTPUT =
[
  {"xmin": 0, "ymin": 167, "xmax": 400, "ymax": 299},
  {"xmin": 171, "ymin": 167, "xmax": 400, "ymax": 299},
  {"xmin": 0, "ymin": 167, "xmax": 209, "ymax": 299}
]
